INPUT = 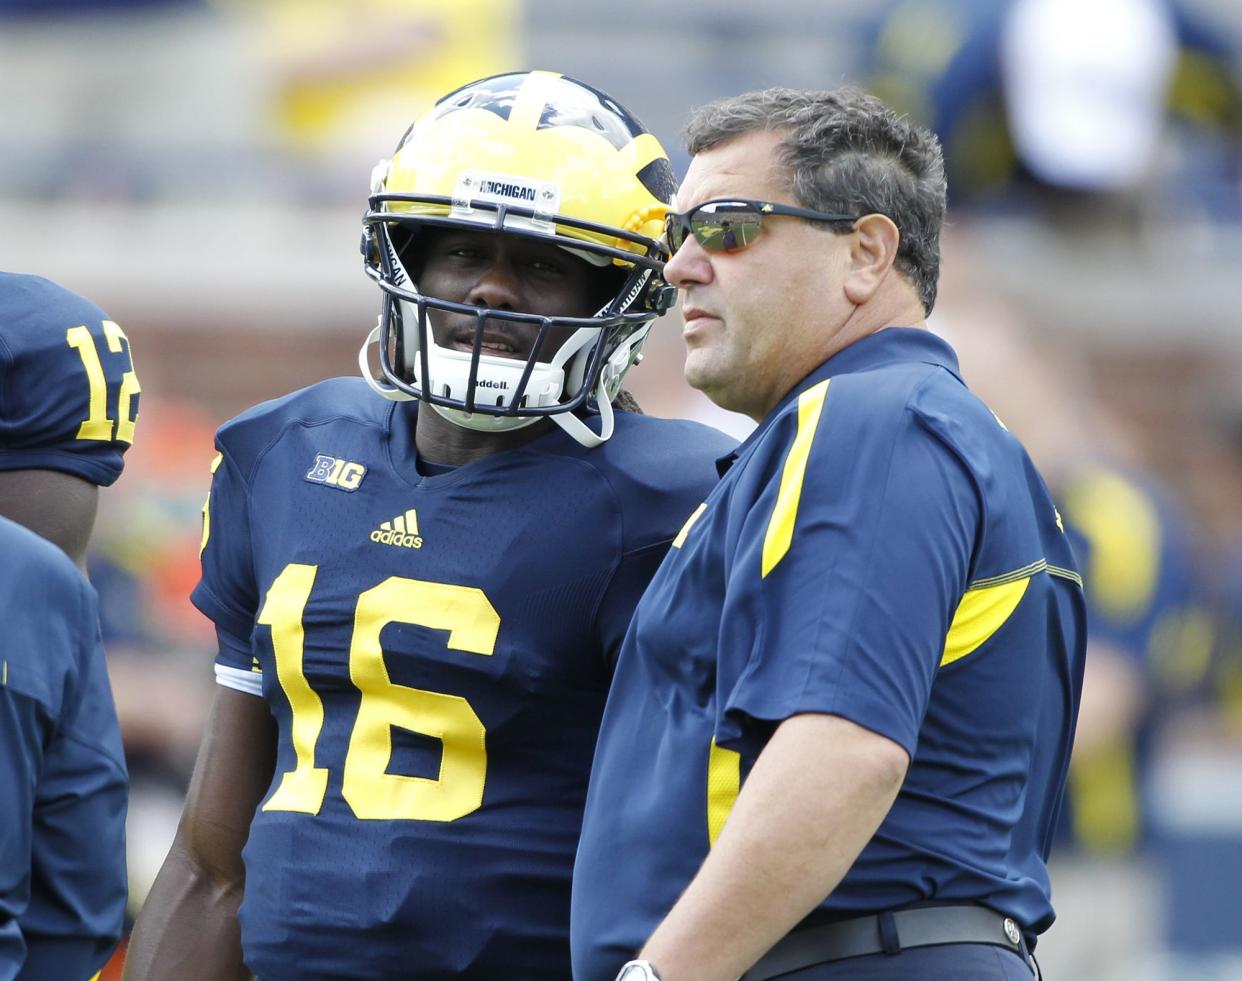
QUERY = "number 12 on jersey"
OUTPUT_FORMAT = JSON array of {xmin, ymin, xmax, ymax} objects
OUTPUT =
[
  {"xmin": 257, "ymin": 563, "xmax": 499, "ymax": 822},
  {"xmin": 66, "ymin": 321, "xmax": 140, "ymax": 443}
]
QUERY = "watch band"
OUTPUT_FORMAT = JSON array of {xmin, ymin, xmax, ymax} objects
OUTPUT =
[{"xmin": 615, "ymin": 959, "xmax": 661, "ymax": 981}]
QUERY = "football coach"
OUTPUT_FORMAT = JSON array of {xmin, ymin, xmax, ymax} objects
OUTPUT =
[{"xmin": 571, "ymin": 86, "xmax": 1086, "ymax": 981}]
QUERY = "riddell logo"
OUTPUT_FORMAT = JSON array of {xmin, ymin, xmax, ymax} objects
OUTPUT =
[
  {"xmin": 371, "ymin": 509, "xmax": 424, "ymax": 549},
  {"xmin": 477, "ymin": 378, "xmax": 508, "ymax": 389}
]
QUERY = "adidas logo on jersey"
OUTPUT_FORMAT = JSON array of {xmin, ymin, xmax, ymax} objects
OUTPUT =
[{"xmin": 371, "ymin": 509, "xmax": 423, "ymax": 549}]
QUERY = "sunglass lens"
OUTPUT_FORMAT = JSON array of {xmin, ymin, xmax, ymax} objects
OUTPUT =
[
  {"xmin": 692, "ymin": 207, "xmax": 762, "ymax": 252},
  {"xmin": 665, "ymin": 216, "xmax": 687, "ymax": 252}
]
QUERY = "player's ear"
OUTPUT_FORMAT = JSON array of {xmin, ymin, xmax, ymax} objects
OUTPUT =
[{"xmin": 842, "ymin": 213, "xmax": 900, "ymax": 306}]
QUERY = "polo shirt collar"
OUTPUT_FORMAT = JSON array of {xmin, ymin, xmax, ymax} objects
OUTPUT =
[{"xmin": 716, "ymin": 327, "xmax": 961, "ymax": 475}]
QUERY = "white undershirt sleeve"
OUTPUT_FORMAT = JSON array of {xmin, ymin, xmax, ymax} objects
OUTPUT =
[{"xmin": 214, "ymin": 662, "xmax": 264, "ymax": 697}]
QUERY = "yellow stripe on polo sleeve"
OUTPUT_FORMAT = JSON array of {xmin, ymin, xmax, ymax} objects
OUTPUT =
[
  {"xmin": 199, "ymin": 451, "xmax": 224, "ymax": 556},
  {"xmin": 941, "ymin": 570, "xmax": 1034, "ymax": 667},
  {"xmin": 706, "ymin": 738, "xmax": 741, "ymax": 847}
]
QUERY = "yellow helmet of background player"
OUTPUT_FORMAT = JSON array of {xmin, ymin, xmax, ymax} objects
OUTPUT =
[{"xmin": 359, "ymin": 71, "xmax": 677, "ymax": 448}]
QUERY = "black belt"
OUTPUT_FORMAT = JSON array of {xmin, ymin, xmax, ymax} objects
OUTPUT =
[{"xmin": 741, "ymin": 905, "xmax": 1035, "ymax": 980}]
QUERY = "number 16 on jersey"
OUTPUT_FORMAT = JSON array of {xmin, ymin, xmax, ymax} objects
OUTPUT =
[{"xmin": 259, "ymin": 563, "xmax": 499, "ymax": 823}]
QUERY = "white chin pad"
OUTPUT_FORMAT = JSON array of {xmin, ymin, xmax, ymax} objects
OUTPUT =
[
  {"xmin": 413, "ymin": 341, "xmax": 566, "ymax": 410},
  {"xmin": 399, "ymin": 295, "xmax": 599, "ymax": 413}
]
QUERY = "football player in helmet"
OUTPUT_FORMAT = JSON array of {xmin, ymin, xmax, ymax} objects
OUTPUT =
[
  {"xmin": 0, "ymin": 273, "xmax": 132, "ymax": 979},
  {"xmin": 125, "ymin": 71, "xmax": 735, "ymax": 980},
  {"xmin": 357, "ymin": 68, "xmax": 679, "ymax": 449}
]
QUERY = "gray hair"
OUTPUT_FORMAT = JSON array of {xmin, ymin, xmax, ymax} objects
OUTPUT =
[{"xmin": 684, "ymin": 86, "xmax": 947, "ymax": 314}]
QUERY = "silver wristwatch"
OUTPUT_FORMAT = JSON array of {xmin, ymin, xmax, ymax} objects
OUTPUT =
[{"xmin": 615, "ymin": 960, "xmax": 661, "ymax": 981}]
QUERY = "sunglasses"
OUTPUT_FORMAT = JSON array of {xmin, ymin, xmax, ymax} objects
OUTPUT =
[{"xmin": 664, "ymin": 199, "xmax": 860, "ymax": 254}]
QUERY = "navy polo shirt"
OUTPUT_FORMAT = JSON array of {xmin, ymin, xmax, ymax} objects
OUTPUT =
[{"xmin": 571, "ymin": 328, "xmax": 1087, "ymax": 981}]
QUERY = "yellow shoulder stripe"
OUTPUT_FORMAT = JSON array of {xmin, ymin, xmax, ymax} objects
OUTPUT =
[
  {"xmin": 707, "ymin": 737, "xmax": 741, "ymax": 847},
  {"xmin": 200, "ymin": 452, "xmax": 224, "ymax": 556},
  {"xmin": 672, "ymin": 502, "xmax": 708, "ymax": 549},
  {"xmin": 941, "ymin": 574, "xmax": 1031, "ymax": 667},
  {"xmin": 761, "ymin": 379, "xmax": 830, "ymax": 578}
]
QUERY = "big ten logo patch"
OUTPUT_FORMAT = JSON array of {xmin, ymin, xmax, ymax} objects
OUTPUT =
[{"xmin": 306, "ymin": 454, "xmax": 367, "ymax": 492}]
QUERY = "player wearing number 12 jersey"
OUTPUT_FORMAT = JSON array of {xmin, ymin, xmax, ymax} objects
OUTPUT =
[
  {"xmin": 1, "ymin": 273, "xmax": 133, "ymax": 979},
  {"xmin": 0, "ymin": 271, "xmax": 140, "ymax": 568},
  {"xmin": 124, "ymin": 72, "xmax": 734, "ymax": 980}
]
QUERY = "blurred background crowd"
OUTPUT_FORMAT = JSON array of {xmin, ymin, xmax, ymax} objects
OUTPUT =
[{"xmin": 2, "ymin": 0, "xmax": 1242, "ymax": 977}]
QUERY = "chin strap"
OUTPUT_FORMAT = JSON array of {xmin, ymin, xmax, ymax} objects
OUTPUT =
[
  {"xmin": 359, "ymin": 325, "xmax": 415, "ymax": 402},
  {"xmin": 551, "ymin": 375, "xmax": 613, "ymax": 448}
]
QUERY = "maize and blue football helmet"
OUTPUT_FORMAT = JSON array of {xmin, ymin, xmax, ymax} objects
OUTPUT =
[{"xmin": 360, "ymin": 70, "xmax": 677, "ymax": 447}]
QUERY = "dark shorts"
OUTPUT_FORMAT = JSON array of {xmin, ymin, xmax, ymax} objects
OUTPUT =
[{"xmin": 768, "ymin": 943, "xmax": 1036, "ymax": 980}]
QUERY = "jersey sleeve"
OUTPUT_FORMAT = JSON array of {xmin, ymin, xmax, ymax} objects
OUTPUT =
[
  {"xmin": 0, "ymin": 669, "xmax": 47, "ymax": 969},
  {"xmin": 716, "ymin": 384, "xmax": 979, "ymax": 757},
  {"xmin": 0, "ymin": 275, "xmax": 139, "ymax": 486},
  {"xmin": 0, "ymin": 529, "xmax": 126, "ymax": 978},
  {"xmin": 191, "ymin": 445, "xmax": 260, "ymax": 673},
  {"xmin": 22, "ymin": 579, "xmax": 128, "ymax": 980}
]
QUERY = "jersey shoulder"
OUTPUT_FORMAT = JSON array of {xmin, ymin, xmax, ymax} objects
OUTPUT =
[
  {"xmin": 772, "ymin": 357, "xmax": 977, "ymax": 463},
  {"xmin": 214, "ymin": 377, "xmax": 390, "ymax": 479},
  {"xmin": 0, "ymin": 511, "xmax": 82, "ymax": 583},
  {"xmin": 558, "ymin": 412, "xmax": 736, "ymax": 551},
  {"xmin": 0, "ymin": 271, "xmax": 138, "ymax": 486},
  {"xmin": 0, "ymin": 515, "xmax": 94, "ymax": 710},
  {"xmin": 0, "ymin": 273, "xmax": 111, "ymax": 351},
  {"xmin": 911, "ymin": 367, "xmax": 1083, "ymax": 585},
  {"xmin": 893, "ymin": 360, "xmax": 1026, "ymax": 472},
  {"xmin": 824, "ymin": 361, "xmax": 1074, "ymax": 578},
  {"xmin": 605, "ymin": 411, "xmax": 737, "ymax": 462}
]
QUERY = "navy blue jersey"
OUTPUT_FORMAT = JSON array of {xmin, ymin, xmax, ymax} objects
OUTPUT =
[
  {"xmin": 0, "ymin": 272, "xmax": 139, "ymax": 485},
  {"xmin": 572, "ymin": 330, "xmax": 1087, "ymax": 981},
  {"xmin": 0, "ymin": 516, "xmax": 128, "ymax": 981},
  {"xmin": 191, "ymin": 378, "xmax": 734, "ymax": 980}
]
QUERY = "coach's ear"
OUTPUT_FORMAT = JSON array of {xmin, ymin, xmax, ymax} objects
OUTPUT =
[{"xmin": 842, "ymin": 213, "xmax": 900, "ymax": 307}]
